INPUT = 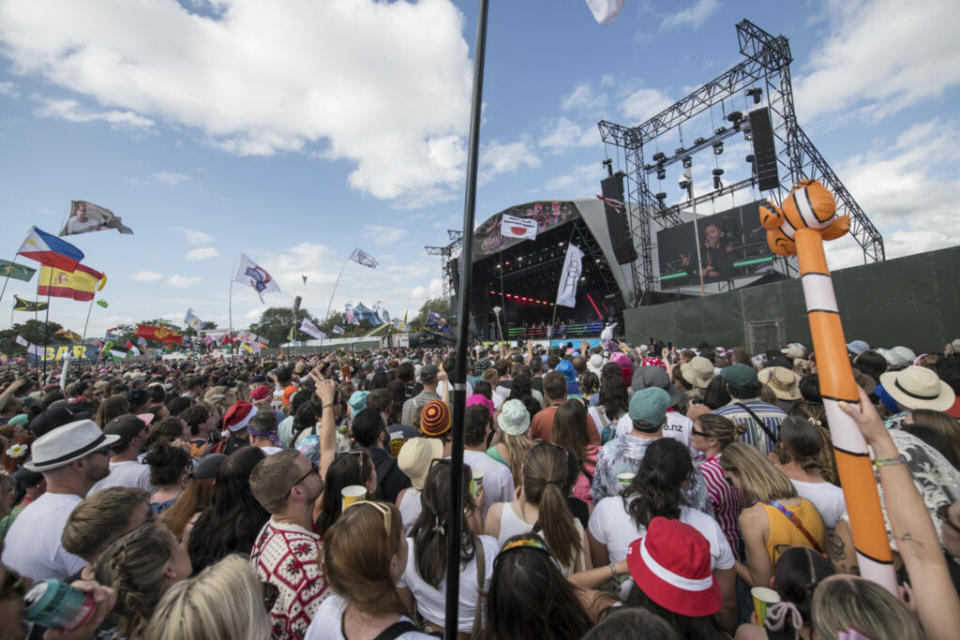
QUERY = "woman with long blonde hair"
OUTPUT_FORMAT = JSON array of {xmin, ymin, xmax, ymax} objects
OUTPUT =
[{"xmin": 719, "ymin": 443, "xmax": 825, "ymax": 589}]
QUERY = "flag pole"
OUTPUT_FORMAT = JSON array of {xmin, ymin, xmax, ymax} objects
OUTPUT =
[
  {"xmin": 80, "ymin": 297, "xmax": 95, "ymax": 347},
  {"xmin": 324, "ymin": 255, "xmax": 351, "ymax": 321},
  {"xmin": 228, "ymin": 258, "xmax": 237, "ymax": 352},
  {"xmin": 445, "ymin": 1, "xmax": 488, "ymax": 637},
  {"xmin": 40, "ymin": 267, "xmax": 54, "ymax": 380}
]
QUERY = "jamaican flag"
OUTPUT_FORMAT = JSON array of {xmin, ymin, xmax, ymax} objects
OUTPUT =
[{"xmin": 13, "ymin": 295, "xmax": 48, "ymax": 312}]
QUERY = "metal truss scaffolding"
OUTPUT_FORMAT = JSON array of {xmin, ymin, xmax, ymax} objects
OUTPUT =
[
  {"xmin": 425, "ymin": 229, "xmax": 463, "ymax": 307},
  {"xmin": 598, "ymin": 19, "xmax": 884, "ymax": 303}
]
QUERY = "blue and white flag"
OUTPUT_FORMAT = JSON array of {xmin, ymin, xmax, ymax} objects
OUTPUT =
[
  {"xmin": 299, "ymin": 318, "xmax": 326, "ymax": 341},
  {"xmin": 185, "ymin": 308, "xmax": 203, "ymax": 330},
  {"xmin": 348, "ymin": 247, "xmax": 378, "ymax": 269},
  {"xmin": 425, "ymin": 310, "xmax": 451, "ymax": 332},
  {"xmin": 235, "ymin": 253, "xmax": 280, "ymax": 304},
  {"xmin": 555, "ymin": 243, "xmax": 584, "ymax": 308}
]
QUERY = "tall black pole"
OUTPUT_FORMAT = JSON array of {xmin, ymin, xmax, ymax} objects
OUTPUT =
[{"xmin": 444, "ymin": 1, "xmax": 489, "ymax": 637}]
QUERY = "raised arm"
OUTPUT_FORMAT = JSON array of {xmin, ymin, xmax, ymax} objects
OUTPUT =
[
  {"xmin": 839, "ymin": 386, "xmax": 960, "ymax": 640},
  {"xmin": 309, "ymin": 359, "xmax": 339, "ymax": 481}
]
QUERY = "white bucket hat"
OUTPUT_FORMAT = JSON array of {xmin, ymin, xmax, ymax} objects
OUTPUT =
[
  {"xmin": 24, "ymin": 419, "xmax": 119, "ymax": 472},
  {"xmin": 879, "ymin": 365, "xmax": 955, "ymax": 411},
  {"xmin": 680, "ymin": 356, "xmax": 714, "ymax": 389}
]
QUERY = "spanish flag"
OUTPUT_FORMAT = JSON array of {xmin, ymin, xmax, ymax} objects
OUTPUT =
[{"xmin": 37, "ymin": 264, "xmax": 105, "ymax": 301}]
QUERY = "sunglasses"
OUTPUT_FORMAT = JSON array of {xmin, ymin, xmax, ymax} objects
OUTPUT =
[
  {"xmin": 290, "ymin": 462, "xmax": 321, "ymax": 492},
  {"xmin": 348, "ymin": 500, "xmax": 393, "ymax": 538},
  {"xmin": 691, "ymin": 429, "xmax": 710, "ymax": 438},
  {"xmin": 0, "ymin": 565, "xmax": 27, "ymax": 600}
]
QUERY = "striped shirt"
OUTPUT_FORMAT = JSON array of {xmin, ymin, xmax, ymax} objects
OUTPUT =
[
  {"xmin": 713, "ymin": 399, "xmax": 786, "ymax": 454},
  {"xmin": 698, "ymin": 454, "xmax": 743, "ymax": 556}
]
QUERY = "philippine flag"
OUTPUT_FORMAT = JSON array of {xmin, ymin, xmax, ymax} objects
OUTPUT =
[{"xmin": 18, "ymin": 227, "xmax": 84, "ymax": 272}]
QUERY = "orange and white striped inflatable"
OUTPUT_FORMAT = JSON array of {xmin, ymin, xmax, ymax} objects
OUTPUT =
[{"xmin": 760, "ymin": 181, "xmax": 897, "ymax": 594}]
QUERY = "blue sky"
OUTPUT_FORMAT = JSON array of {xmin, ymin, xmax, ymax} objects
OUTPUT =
[{"xmin": 0, "ymin": 0, "xmax": 957, "ymax": 339}]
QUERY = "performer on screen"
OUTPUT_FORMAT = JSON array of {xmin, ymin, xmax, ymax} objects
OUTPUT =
[{"xmin": 680, "ymin": 222, "xmax": 734, "ymax": 281}]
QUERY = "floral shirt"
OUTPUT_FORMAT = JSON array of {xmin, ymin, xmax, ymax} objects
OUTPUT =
[{"xmin": 590, "ymin": 434, "xmax": 712, "ymax": 516}]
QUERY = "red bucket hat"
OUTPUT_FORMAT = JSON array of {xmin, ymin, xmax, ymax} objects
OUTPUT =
[{"xmin": 626, "ymin": 517, "xmax": 721, "ymax": 617}]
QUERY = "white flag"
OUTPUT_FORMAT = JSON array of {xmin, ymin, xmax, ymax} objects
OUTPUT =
[
  {"xmin": 235, "ymin": 253, "xmax": 280, "ymax": 304},
  {"xmin": 348, "ymin": 247, "xmax": 378, "ymax": 269},
  {"xmin": 586, "ymin": 0, "xmax": 625, "ymax": 24},
  {"xmin": 555, "ymin": 244, "xmax": 584, "ymax": 308},
  {"xmin": 15, "ymin": 335, "xmax": 28, "ymax": 347},
  {"xmin": 500, "ymin": 214, "xmax": 538, "ymax": 240},
  {"xmin": 184, "ymin": 308, "xmax": 203, "ymax": 330},
  {"xmin": 299, "ymin": 318, "xmax": 326, "ymax": 341},
  {"xmin": 27, "ymin": 344, "xmax": 44, "ymax": 357}
]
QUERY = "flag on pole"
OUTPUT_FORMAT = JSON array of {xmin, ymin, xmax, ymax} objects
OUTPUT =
[
  {"xmin": 105, "ymin": 327, "xmax": 118, "ymax": 339},
  {"xmin": 332, "ymin": 325, "xmax": 344, "ymax": 335},
  {"xmin": 348, "ymin": 248, "xmax": 378, "ymax": 269},
  {"xmin": 425, "ymin": 311, "xmax": 451, "ymax": 332},
  {"xmin": 37, "ymin": 264, "xmax": 106, "ymax": 302},
  {"xmin": 586, "ymin": 0, "xmax": 626, "ymax": 24},
  {"xmin": 60, "ymin": 201, "xmax": 134, "ymax": 236},
  {"xmin": 108, "ymin": 349, "xmax": 127, "ymax": 362},
  {"xmin": 27, "ymin": 344, "xmax": 46, "ymax": 358},
  {"xmin": 595, "ymin": 193, "xmax": 624, "ymax": 211},
  {"xmin": 0, "ymin": 259, "xmax": 36, "ymax": 282},
  {"xmin": 18, "ymin": 227, "xmax": 84, "ymax": 272},
  {"xmin": 299, "ymin": 318, "xmax": 326, "ymax": 341},
  {"xmin": 96, "ymin": 299, "xmax": 108, "ymax": 308},
  {"xmin": 125, "ymin": 340, "xmax": 141, "ymax": 356},
  {"xmin": 345, "ymin": 304, "xmax": 359, "ymax": 326},
  {"xmin": 235, "ymin": 254, "xmax": 280, "ymax": 304},
  {"xmin": 13, "ymin": 296, "xmax": 48, "ymax": 312},
  {"xmin": 555, "ymin": 243, "xmax": 585, "ymax": 308},
  {"xmin": 135, "ymin": 324, "xmax": 184, "ymax": 344},
  {"xmin": 500, "ymin": 214, "xmax": 538, "ymax": 240},
  {"xmin": 184, "ymin": 309, "xmax": 203, "ymax": 330},
  {"xmin": 15, "ymin": 335, "xmax": 28, "ymax": 347}
]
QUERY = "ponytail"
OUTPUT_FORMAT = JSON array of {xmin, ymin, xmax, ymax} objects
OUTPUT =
[{"xmin": 523, "ymin": 445, "xmax": 579, "ymax": 569}]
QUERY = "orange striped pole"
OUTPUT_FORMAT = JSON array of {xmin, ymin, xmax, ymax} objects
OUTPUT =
[{"xmin": 760, "ymin": 181, "xmax": 896, "ymax": 594}]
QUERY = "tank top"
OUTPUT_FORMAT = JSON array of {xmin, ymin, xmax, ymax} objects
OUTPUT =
[
  {"xmin": 760, "ymin": 498, "xmax": 826, "ymax": 567},
  {"xmin": 496, "ymin": 501, "xmax": 583, "ymax": 576},
  {"xmin": 399, "ymin": 488, "xmax": 422, "ymax": 535}
]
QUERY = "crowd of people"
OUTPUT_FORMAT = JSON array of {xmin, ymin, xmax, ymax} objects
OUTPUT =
[{"xmin": 1, "ymin": 334, "xmax": 960, "ymax": 639}]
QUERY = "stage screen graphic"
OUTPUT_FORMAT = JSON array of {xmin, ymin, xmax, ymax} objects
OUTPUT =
[
  {"xmin": 656, "ymin": 200, "xmax": 772, "ymax": 288},
  {"xmin": 472, "ymin": 201, "xmax": 580, "ymax": 259}
]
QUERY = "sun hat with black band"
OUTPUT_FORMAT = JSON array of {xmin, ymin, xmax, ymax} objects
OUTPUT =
[
  {"xmin": 23, "ymin": 419, "xmax": 119, "ymax": 472},
  {"xmin": 879, "ymin": 365, "xmax": 955, "ymax": 412},
  {"xmin": 625, "ymin": 516, "xmax": 722, "ymax": 617}
]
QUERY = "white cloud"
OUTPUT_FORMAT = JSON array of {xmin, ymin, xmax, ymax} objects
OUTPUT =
[
  {"xmin": 539, "ymin": 117, "xmax": 599, "ymax": 153},
  {"xmin": 619, "ymin": 88, "xmax": 672, "ymax": 122},
  {"xmin": 661, "ymin": 0, "xmax": 720, "ymax": 30},
  {"xmin": 544, "ymin": 162, "xmax": 602, "ymax": 197},
  {"xmin": 34, "ymin": 97, "xmax": 154, "ymax": 130},
  {"xmin": 795, "ymin": 0, "xmax": 960, "ymax": 122},
  {"xmin": 365, "ymin": 225, "xmax": 406, "ymax": 247},
  {"xmin": 0, "ymin": 81, "xmax": 19, "ymax": 97},
  {"xmin": 561, "ymin": 82, "xmax": 607, "ymax": 113},
  {"xmin": 479, "ymin": 139, "xmax": 540, "ymax": 183},
  {"xmin": 151, "ymin": 170, "xmax": 191, "ymax": 185},
  {"xmin": 173, "ymin": 226, "xmax": 214, "ymax": 245},
  {"xmin": 168, "ymin": 274, "xmax": 201, "ymax": 287},
  {"xmin": 131, "ymin": 270, "xmax": 163, "ymax": 282},
  {"xmin": 824, "ymin": 118, "xmax": 960, "ymax": 268},
  {"xmin": 185, "ymin": 247, "xmax": 220, "ymax": 260},
  {"xmin": 410, "ymin": 278, "xmax": 443, "ymax": 300},
  {"xmin": 0, "ymin": 0, "xmax": 473, "ymax": 205}
]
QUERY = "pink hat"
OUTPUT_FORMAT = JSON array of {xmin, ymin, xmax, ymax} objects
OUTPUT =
[
  {"xmin": 466, "ymin": 393, "xmax": 494, "ymax": 415},
  {"xmin": 611, "ymin": 352, "xmax": 633, "ymax": 387}
]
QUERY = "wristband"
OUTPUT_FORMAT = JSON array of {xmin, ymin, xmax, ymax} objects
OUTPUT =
[
  {"xmin": 609, "ymin": 563, "xmax": 616, "ymax": 578},
  {"xmin": 322, "ymin": 403, "xmax": 334, "ymax": 410},
  {"xmin": 873, "ymin": 455, "xmax": 906, "ymax": 467}
]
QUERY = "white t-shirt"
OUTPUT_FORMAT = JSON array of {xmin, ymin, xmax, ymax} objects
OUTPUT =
[
  {"xmin": 2, "ymin": 492, "xmax": 86, "ymax": 580},
  {"xmin": 463, "ymin": 449, "xmax": 515, "ymax": 517},
  {"xmin": 401, "ymin": 535, "xmax": 499, "ymax": 632},
  {"xmin": 399, "ymin": 488, "xmax": 422, "ymax": 536},
  {"xmin": 305, "ymin": 594, "xmax": 434, "ymax": 640},
  {"xmin": 791, "ymin": 479, "xmax": 846, "ymax": 530},
  {"xmin": 89, "ymin": 459, "xmax": 154, "ymax": 494},
  {"xmin": 588, "ymin": 497, "xmax": 734, "ymax": 569},
  {"xmin": 588, "ymin": 407, "xmax": 629, "ymax": 439}
]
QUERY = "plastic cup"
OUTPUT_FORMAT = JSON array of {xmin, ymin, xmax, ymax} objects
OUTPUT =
[
  {"xmin": 751, "ymin": 586, "xmax": 780, "ymax": 624},
  {"xmin": 341, "ymin": 485, "xmax": 366, "ymax": 511},
  {"xmin": 617, "ymin": 472, "xmax": 635, "ymax": 492},
  {"xmin": 470, "ymin": 469, "xmax": 484, "ymax": 498}
]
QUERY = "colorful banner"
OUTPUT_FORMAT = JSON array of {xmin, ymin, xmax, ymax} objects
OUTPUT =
[
  {"xmin": 37, "ymin": 264, "xmax": 106, "ymax": 302},
  {"xmin": 555, "ymin": 243, "xmax": 584, "ymax": 308},
  {"xmin": 60, "ymin": 200, "xmax": 134, "ymax": 236},
  {"xmin": 13, "ymin": 295, "xmax": 47, "ymax": 312},
  {"xmin": 235, "ymin": 253, "xmax": 280, "ymax": 304},
  {"xmin": 18, "ymin": 226, "xmax": 84, "ymax": 272},
  {"xmin": 349, "ymin": 247, "xmax": 378, "ymax": 269},
  {"xmin": 135, "ymin": 324, "xmax": 184, "ymax": 344},
  {"xmin": 0, "ymin": 259, "xmax": 36, "ymax": 282}
]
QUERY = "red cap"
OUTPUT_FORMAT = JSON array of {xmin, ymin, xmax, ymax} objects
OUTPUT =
[{"xmin": 250, "ymin": 385, "xmax": 271, "ymax": 402}]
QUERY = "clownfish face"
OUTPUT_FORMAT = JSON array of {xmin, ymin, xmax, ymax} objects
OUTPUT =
[
  {"xmin": 758, "ymin": 202, "xmax": 784, "ymax": 231},
  {"xmin": 767, "ymin": 228, "xmax": 797, "ymax": 257},
  {"xmin": 782, "ymin": 180, "xmax": 836, "ymax": 231}
]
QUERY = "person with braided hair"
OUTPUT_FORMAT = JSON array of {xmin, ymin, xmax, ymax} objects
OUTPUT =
[
  {"xmin": 94, "ymin": 521, "xmax": 191, "ymax": 640},
  {"xmin": 399, "ymin": 460, "xmax": 497, "ymax": 635},
  {"xmin": 484, "ymin": 441, "xmax": 590, "ymax": 576}
]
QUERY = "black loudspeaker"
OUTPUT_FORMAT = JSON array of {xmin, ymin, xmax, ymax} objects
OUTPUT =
[
  {"xmin": 748, "ymin": 108, "xmax": 780, "ymax": 191},
  {"xmin": 447, "ymin": 257, "xmax": 460, "ymax": 297},
  {"xmin": 600, "ymin": 172, "xmax": 637, "ymax": 265}
]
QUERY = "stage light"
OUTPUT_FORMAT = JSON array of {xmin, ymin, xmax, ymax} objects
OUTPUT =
[
  {"xmin": 558, "ymin": 242, "xmax": 564, "ymax": 247},
  {"xmin": 490, "ymin": 290, "xmax": 495, "ymax": 295},
  {"xmin": 712, "ymin": 168, "xmax": 724, "ymax": 190},
  {"xmin": 727, "ymin": 111, "xmax": 743, "ymax": 131},
  {"xmin": 656, "ymin": 168, "xmax": 666, "ymax": 180},
  {"xmin": 518, "ymin": 256, "xmax": 523, "ymax": 261},
  {"xmin": 745, "ymin": 154, "xmax": 755, "ymax": 164},
  {"xmin": 675, "ymin": 147, "xmax": 685, "ymax": 155},
  {"xmin": 744, "ymin": 127, "xmax": 752, "ymax": 141},
  {"xmin": 713, "ymin": 141, "xmax": 724, "ymax": 155},
  {"xmin": 652, "ymin": 152, "xmax": 666, "ymax": 163},
  {"xmin": 595, "ymin": 258, "xmax": 601, "ymax": 263},
  {"xmin": 746, "ymin": 87, "xmax": 762, "ymax": 104},
  {"xmin": 682, "ymin": 156, "xmax": 692, "ymax": 169},
  {"xmin": 678, "ymin": 170, "xmax": 691, "ymax": 193},
  {"xmin": 504, "ymin": 260, "xmax": 510, "ymax": 266},
  {"xmin": 715, "ymin": 127, "xmax": 727, "ymax": 136},
  {"xmin": 655, "ymin": 192, "xmax": 667, "ymax": 210},
  {"xmin": 694, "ymin": 137, "xmax": 706, "ymax": 145}
]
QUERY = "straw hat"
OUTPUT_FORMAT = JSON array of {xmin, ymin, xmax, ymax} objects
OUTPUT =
[
  {"xmin": 679, "ymin": 356, "xmax": 714, "ymax": 389},
  {"xmin": 758, "ymin": 366, "xmax": 801, "ymax": 401},
  {"xmin": 879, "ymin": 365, "xmax": 954, "ymax": 411}
]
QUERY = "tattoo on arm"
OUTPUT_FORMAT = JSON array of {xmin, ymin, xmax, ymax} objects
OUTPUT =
[
  {"xmin": 898, "ymin": 531, "xmax": 924, "ymax": 550},
  {"xmin": 828, "ymin": 532, "xmax": 860, "ymax": 575}
]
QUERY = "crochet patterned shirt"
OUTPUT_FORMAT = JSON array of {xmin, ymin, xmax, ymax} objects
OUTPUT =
[{"xmin": 251, "ymin": 519, "xmax": 329, "ymax": 640}]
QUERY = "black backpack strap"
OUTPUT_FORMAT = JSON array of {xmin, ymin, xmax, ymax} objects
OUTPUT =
[
  {"xmin": 372, "ymin": 620, "xmax": 421, "ymax": 640},
  {"xmin": 735, "ymin": 402, "xmax": 778, "ymax": 444},
  {"xmin": 374, "ymin": 452, "xmax": 398, "ymax": 500}
]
